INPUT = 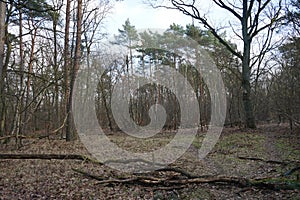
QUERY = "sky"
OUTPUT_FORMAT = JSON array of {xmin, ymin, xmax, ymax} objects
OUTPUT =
[
  {"xmin": 102, "ymin": 0, "xmax": 244, "ymax": 50},
  {"xmin": 104, "ymin": 0, "xmax": 217, "ymax": 35}
]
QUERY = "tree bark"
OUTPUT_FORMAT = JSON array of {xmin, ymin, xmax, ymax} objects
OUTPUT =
[
  {"xmin": 66, "ymin": 0, "xmax": 83, "ymax": 141},
  {"xmin": 53, "ymin": 12, "xmax": 60, "ymax": 132},
  {"xmin": 16, "ymin": 1, "xmax": 24, "ymax": 141},
  {"xmin": 64, "ymin": 0, "xmax": 71, "ymax": 140},
  {"xmin": 0, "ymin": 1, "xmax": 5, "ymax": 137},
  {"xmin": 0, "ymin": 1, "xmax": 5, "ymax": 80},
  {"xmin": 241, "ymin": 0, "xmax": 256, "ymax": 129},
  {"xmin": 24, "ymin": 25, "xmax": 37, "ymax": 132}
]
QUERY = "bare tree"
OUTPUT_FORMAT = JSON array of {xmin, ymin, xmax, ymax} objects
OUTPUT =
[
  {"xmin": 149, "ymin": 0, "xmax": 284, "ymax": 128},
  {"xmin": 66, "ymin": 0, "xmax": 83, "ymax": 141},
  {"xmin": 0, "ymin": 0, "xmax": 6, "ymax": 136},
  {"xmin": 64, "ymin": 0, "xmax": 71, "ymax": 140},
  {"xmin": 0, "ymin": 0, "xmax": 5, "ymax": 80}
]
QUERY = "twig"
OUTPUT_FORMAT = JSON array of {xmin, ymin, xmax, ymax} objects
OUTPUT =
[{"xmin": 72, "ymin": 168, "xmax": 104, "ymax": 181}]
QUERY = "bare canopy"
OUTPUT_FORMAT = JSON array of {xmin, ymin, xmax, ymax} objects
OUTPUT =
[{"xmin": 149, "ymin": 0, "xmax": 284, "ymax": 128}]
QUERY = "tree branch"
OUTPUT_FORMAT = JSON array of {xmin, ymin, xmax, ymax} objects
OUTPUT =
[
  {"xmin": 169, "ymin": 0, "xmax": 243, "ymax": 59},
  {"xmin": 73, "ymin": 168, "xmax": 300, "ymax": 190},
  {"xmin": 0, "ymin": 153, "xmax": 103, "ymax": 164},
  {"xmin": 212, "ymin": 0, "xmax": 242, "ymax": 21}
]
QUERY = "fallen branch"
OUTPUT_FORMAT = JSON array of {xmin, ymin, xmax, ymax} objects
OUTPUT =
[
  {"xmin": 0, "ymin": 135, "xmax": 27, "ymax": 141},
  {"xmin": 0, "ymin": 153, "xmax": 84, "ymax": 160},
  {"xmin": 72, "ymin": 168, "xmax": 105, "ymax": 181},
  {"xmin": 143, "ymin": 185, "xmax": 186, "ymax": 191},
  {"xmin": 104, "ymin": 158, "xmax": 165, "ymax": 167},
  {"xmin": 73, "ymin": 168, "xmax": 300, "ymax": 190},
  {"xmin": 0, "ymin": 153, "xmax": 102, "ymax": 165},
  {"xmin": 156, "ymin": 167, "xmax": 198, "ymax": 179},
  {"xmin": 238, "ymin": 156, "xmax": 300, "ymax": 165},
  {"xmin": 284, "ymin": 166, "xmax": 300, "ymax": 176},
  {"xmin": 0, "ymin": 154, "xmax": 192, "ymax": 174},
  {"xmin": 238, "ymin": 156, "xmax": 284, "ymax": 164},
  {"xmin": 0, "ymin": 152, "xmax": 298, "ymax": 190}
]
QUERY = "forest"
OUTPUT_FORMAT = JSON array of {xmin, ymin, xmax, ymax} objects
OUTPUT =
[{"xmin": 0, "ymin": 0, "xmax": 299, "ymax": 199}]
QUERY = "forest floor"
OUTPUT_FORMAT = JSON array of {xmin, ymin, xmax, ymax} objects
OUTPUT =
[{"xmin": 0, "ymin": 123, "xmax": 299, "ymax": 199}]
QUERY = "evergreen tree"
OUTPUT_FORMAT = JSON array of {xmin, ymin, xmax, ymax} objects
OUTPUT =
[{"xmin": 113, "ymin": 19, "xmax": 139, "ymax": 74}]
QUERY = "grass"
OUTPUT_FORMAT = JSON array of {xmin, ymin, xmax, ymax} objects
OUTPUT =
[
  {"xmin": 275, "ymin": 138, "xmax": 300, "ymax": 161},
  {"xmin": 201, "ymin": 132, "xmax": 266, "ymax": 158}
]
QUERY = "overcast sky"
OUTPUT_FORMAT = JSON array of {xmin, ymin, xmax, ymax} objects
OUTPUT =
[
  {"xmin": 103, "ymin": 0, "xmax": 243, "ymax": 49},
  {"xmin": 104, "ymin": 0, "xmax": 210, "ymax": 35}
]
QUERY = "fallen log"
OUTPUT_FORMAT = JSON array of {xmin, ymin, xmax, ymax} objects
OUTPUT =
[
  {"xmin": 0, "ymin": 153, "xmax": 102, "ymax": 165},
  {"xmin": 0, "ymin": 153, "xmax": 82, "ymax": 160},
  {"xmin": 0, "ymin": 153, "xmax": 171, "ymax": 168}
]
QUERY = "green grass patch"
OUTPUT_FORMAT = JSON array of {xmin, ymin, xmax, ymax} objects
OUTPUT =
[
  {"xmin": 275, "ymin": 138, "xmax": 300, "ymax": 161},
  {"xmin": 212, "ymin": 133, "xmax": 266, "ymax": 157}
]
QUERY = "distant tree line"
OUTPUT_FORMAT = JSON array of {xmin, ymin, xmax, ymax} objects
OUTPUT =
[
  {"xmin": 95, "ymin": 13, "xmax": 300, "ymax": 131},
  {"xmin": 0, "ymin": 0, "xmax": 299, "ymax": 145}
]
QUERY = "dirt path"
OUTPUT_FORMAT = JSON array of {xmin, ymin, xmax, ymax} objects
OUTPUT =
[{"xmin": 263, "ymin": 125, "xmax": 283, "ymax": 161}]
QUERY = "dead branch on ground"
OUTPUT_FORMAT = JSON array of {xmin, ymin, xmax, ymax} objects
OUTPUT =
[
  {"xmin": 73, "ymin": 168, "xmax": 300, "ymax": 191},
  {"xmin": 238, "ymin": 156, "xmax": 300, "ymax": 165},
  {"xmin": 0, "ymin": 153, "xmax": 102, "ymax": 165}
]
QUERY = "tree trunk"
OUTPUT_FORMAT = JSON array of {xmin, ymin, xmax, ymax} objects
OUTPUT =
[
  {"xmin": 24, "ymin": 25, "xmax": 37, "ymax": 133},
  {"xmin": 53, "ymin": 13, "xmax": 60, "ymax": 133},
  {"xmin": 66, "ymin": 0, "xmax": 83, "ymax": 141},
  {"xmin": 242, "ymin": 0, "xmax": 256, "ymax": 129},
  {"xmin": 0, "ymin": 1, "xmax": 5, "ymax": 80},
  {"xmin": 0, "ymin": 1, "xmax": 5, "ymax": 136},
  {"xmin": 17, "ymin": 2, "xmax": 24, "ymax": 137},
  {"xmin": 242, "ymin": 41, "xmax": 256, "ymax": 129},
  {"xmin": 64, "ymin": 0, "xmax": 71, "ymax": 140}
]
